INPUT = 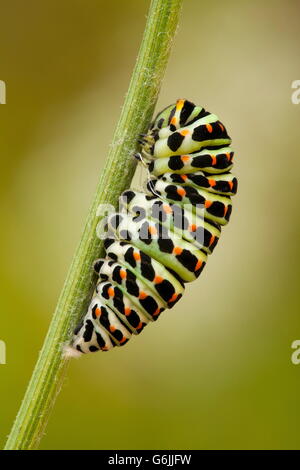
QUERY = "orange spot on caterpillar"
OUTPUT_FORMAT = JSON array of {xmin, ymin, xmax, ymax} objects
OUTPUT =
[
  {"xmin": 101, "ymin": 346, "xmax": 109, "ymax": 351},
  {"xmin": 211, "ymin": 155, "xmax": 217, "ymax": 165},
  {"xmin": 124, "ymin": 307, "xmax": 131, "ymax": 316},
  {"xmin": 224, "ymin": 205, "xmax": 229, "ymax": 217},
  {"xmin": 133, "ymin": 251, "xmax": 141, "ymax": 261},
  {"xmin": 148, "ymin": 225, "xmax": 157, "ymax": 235},
  {"xmin": 209, "ymin": 235, "xmax": 215, "ymax": 246},
  {"xmin": 189, "ymin": 224, "xmax": 197, "ymax": 232},
  {"xmin": 95, "ymin": 307, "xmax": 101, "ymax": 317},
  {"xmin": 228, "ymin": 181, "xmax": 234, "ymax": 191},
  {"xmin": 180, "ymin": 155, "xmax": 190, "ymax": 163},
  {"xmin": 180, "ymin": 174, "xmax": 188, "ymax": 181},
  {"xmin": 163, "ymin": 204, "xmax": 173, "ymax": 214},
  {"xmin": 119, "ymin": 337, "xmax": 127, "ymax": 344},
  {"xmin": 169, "ymin": 293, "xmax": 178, "ymax": 303},
  {"xmin": 120, "ymin": 269, "xmax": 127, "ymax": 280},
  {"xmin": 177, "ymin": 187, "xmax": 186, "ymax": 197},
  {"xmin": 139, "ymin": 291, "xmax": 147, "ymax": 300},
  {"xmin": 153, "ymin": 308, "xmax": 161, "ymax": 316},
  {"xmin": 170, "ymin": 116, "xmax": 177, "ymax": 125},
  {"xmin": 109, "ymin": 325, "xmax": 116, "ymax": 332},
  {"xmin": 226, "ymin": 152, "xmax": 231, "ymax": 161},
  {"xmin": 218, "ymin": 122, "xmax": 224, "ymax": 131},
  {"xmin": 204, "ymin": 200, "xmax": 212, "ymax": 208},
  {"xmin": 180, "ymin": 129, "xmax": 190, "ymax": 136},
  {"xmin": 173, "ymin": 246, "xmax": 183, "ymax": 255},
  {"xmin": 195, "ymin": 260, "xmax": 203, "ymax": 271},
  {"xmin": 208, "ymin": 179, "xmax": 216, "ymax": 187},
  {"xmin": 176, "ymin": 99, "xmax": 184, "ymax": 110},
  {"xmin": 136, "ymin": 321, "xmax": 143, "ymax": 330},
  {"xmin": 108, "ymin": 287, "xmax": 115, "ymax": 298},
  {"xmin": 154, "ymin": 276, "xmax": 163, "ymax": 284},
  {"xmin": 206, "ymin": 123, "xmax": 213, "ymax": 133}
]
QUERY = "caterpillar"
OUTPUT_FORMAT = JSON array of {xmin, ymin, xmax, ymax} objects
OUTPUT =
[{"xmin": 68, "ymin": 99, "xmax": 237, "ymax": 356}]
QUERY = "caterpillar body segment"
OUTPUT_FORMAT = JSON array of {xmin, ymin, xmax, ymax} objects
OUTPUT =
[
  {"xmin": 147, "ymin": 179, "xmax": 232, "ymax": 226},
  {"xmin": 106, "ymin": 211, "xmax": 207, "ymax": 282},
  {"xmin": 159, "ymin": 172, "xmax": 237, "ymax": 197},
  {"xmin": 142, "ymin": 102, "xmax": 231, "ymax": 159},
  {"xmin": 120, "ymin": 191, "xmax": 220, "ymax": 254},
  {"xmin": 148, "ymin": 147, "xmax": 234, "ymax": 177},
  {"xmin": 70, "ymin": 99, "xmax": 237, "ymax": 355},
  {"xmin": 100, "ymin": 239, "xmax": 185, "ymax": 306}
]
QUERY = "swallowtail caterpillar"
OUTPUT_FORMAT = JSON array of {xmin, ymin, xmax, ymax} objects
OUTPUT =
[{"xmin": 68, "ymin": 99, "xmax": 237, "ymax": 355}]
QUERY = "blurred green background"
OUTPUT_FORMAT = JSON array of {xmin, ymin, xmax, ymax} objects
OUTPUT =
[{"xmin": 1, "ymin": 0, "xmax": 300, "ymax": 450}]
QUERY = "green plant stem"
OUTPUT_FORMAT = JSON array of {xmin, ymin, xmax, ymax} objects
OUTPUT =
[{"xmin": 4, "ymin": 0, "xmax": 183, "ymax": 451}]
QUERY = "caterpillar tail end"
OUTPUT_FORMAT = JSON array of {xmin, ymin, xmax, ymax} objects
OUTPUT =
[{"xmin": 63, "ymin": 343, "xmax": 83, "ymax": 359}]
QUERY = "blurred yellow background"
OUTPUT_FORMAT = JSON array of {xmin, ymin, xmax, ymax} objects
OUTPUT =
[{"xmin": 1, "ymin": 0, "xmax": 300, "ymax": 450}]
